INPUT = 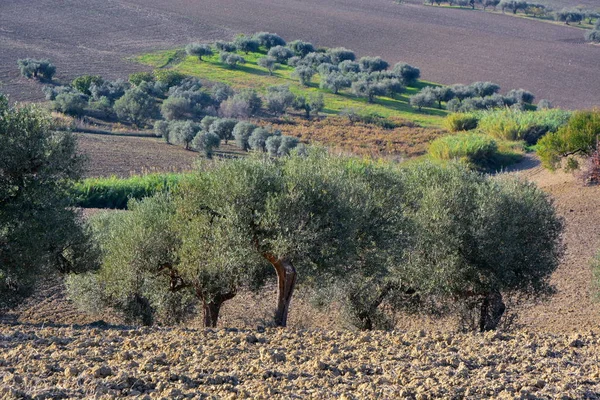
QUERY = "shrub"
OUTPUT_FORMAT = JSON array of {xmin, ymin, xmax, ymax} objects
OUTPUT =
[
  {"xmin": 537, "ymin": 110, "xmax": 600, "ymax": 170},
  {"xmin": 17, "ymin": 58, "xmax": 56, "ymax": 81},
  {"xmin": 219, "ymin": 52, "xmax": 246, "ymax": 68},
  {"xmin": 292, "ymin": 66, "xmax": 316, "ymax": 86},
  {"xmin": 392, "ymin": 63, "xmax": 421, "ymax": 85},
  {"xmin": 444, "ymin": 113, "xmax": 479, "ymax": 132},
  {"xmin": 359, "ymin": 56, "xmax": 389, "ymax": 73},
  {"xmin": 153, "ymin": 70, "xmax": 186, "ymax": 87},
  {"xmin": 254, "ymin": 32, "xmax": 286, "ymax": 49},
  {"xmin": 209, "ymin": 118, "xmax": 238, "ymax": 144},
  {"xmin": 214, "ymin": 40, "xmax": 236, "ymax": 52},
  {"xmin": 328, "ymin": 47, "xmax": 356, "ymax": 64},
  {"xmin": 53, "ymin": 93, "xmax": 87, "ymax": 116},
  {"xmin": 233, "ymin": 121, "xmax": 258, "ymax": 150},
  {"xmin": 288, "ymin": 40, "xmax": 316, "ymax": 57},
  {"xmin": 72, "ymin": 75, "xmax": 103, "ymax": 96},
  {"xmin": 129, "ymin": 71, "xmax": 155, "ymax": 86},
  {"xmin": 0, "ymin": 95, "xmax": 93, "ymax": 307},
  {"xmin": 257, "ymin": 56, "xmax": 278, "ymax": 75},
  {"xmin": 428, "ymin": 133, "xmax": 502, "ymax": 170},
  {"xmin": 477, "ymin": 108, "xmax": 571, "ymax": 143},
  {"xmin": 234, "ymin": 35, "xmax": 260, "ymax": 54},
  {"xmin": 185, "ymin": 43, "xmax": 213, "ymax": 60},
  {"xmin": 267, "ymin": 46, "xmax": 294, "ymax": 63},
  {"xmin": 191, "ymin": 132, "xmax": 221, "ymax": 158},
  {"xmin": 114, "ymin": 88, "xmax": 158, "ymax": 126},
  {"xmin": 71, "ymin": 173, "xmax": 182, "ymax": 209}
]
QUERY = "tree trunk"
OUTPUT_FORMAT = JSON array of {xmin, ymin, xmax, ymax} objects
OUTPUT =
[
  {"xmin": 200, "ymin": 291, "xmax": 236, "ymax": 328},
  {"xmin": 479, "ymin": 291, "xmax": 506, "ymax": 332},
  {"xmin": 264, "ymin": 254, "xmax": 297, "ymax": 327},
  {"xmin": 203, "ymin": 302, "xmax": 221, "ymax": 327}
]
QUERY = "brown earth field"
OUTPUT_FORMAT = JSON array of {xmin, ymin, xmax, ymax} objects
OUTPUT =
[{"xmin": 1, "ymin": 0, "xmax": 599, "ymax": 110}]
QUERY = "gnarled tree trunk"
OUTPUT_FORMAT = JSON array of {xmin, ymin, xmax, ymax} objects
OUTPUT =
[
  {"xmin": 200, "ymin": 291, "xmax": 236, "ymax": 328},
  {"xmin": 264, "ymin": 254, "xmax": 297, "ymax": 327},
  {"xmin": 479, "ymin": 290, "xmax": 506, "ymax": 332}
]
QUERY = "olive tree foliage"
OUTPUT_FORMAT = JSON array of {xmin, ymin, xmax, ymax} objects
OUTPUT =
[
  {"xmin": 258, "ymin": 56, "xmax": 278, "ymax": 75},
  {"xmin": 0, "ymin": 96, "xmax": 96, "ymax": 308},
  {"xmin": 288, "ymin": 40, "xmax": 316, "ymax": 57},
  {"xmin": 175, "ymin": 150, "xmax": 408, "ymax": 327},
  {"xmin": 392, "ymin": 63, "xmax": 421, "ymax": 85},
  {"xmin": 585, "ymin": 29, "xmax": 600, "ymax": 43},
  {"xmin": 234, "ymin": 35, "xmax": 260, "ymax": 54},
  {"xmin": 292, "ymin": 66, "xmax": 316, "ymax": 86},
  {"xmin": 114, "ymin": 88, "xmax": 158, "ymax": 126},
  {"xmin": 480, "ymin": 0, "xmax": 501, "ymax": 10},
  {"xmin": 320, "ymin": 72, "xmax": 352, "ymax": 94},
  {"xmin": 507, "ymin": 88, "xmax": 535, "ymax": 104},
  {"xmin": 233, "ymin": 121, "xmax": 258, "ymax": 150},
  {"xmin": 89, "ymin": 79, "xmax": 129, "ymax": 102},
  {"xmin": 220, "ymin": 88, "xmax": 263, "ymax": 118},
  {"xmin": 185, "ymin": 43, "xmax": 213, "ymax": 60},
  {"xmin": 53, "ymin": 93, "xmax": 87, "ymax": 117},
  {"xmin": 209, "ymin": 118, "xmax": 238, "ymax": 144},
  {"xmin": 72, "ymin": 75, "xmax": 103, "ymax": 96},
  {"xmin": 219, "ymin": 52, "xmax": 246, "ymax": 68},
  {"xmin": 191, "ymin": 132, "xmax": 221, "ymax": 158},
  {"xmin": 470, "ymin": 81, "xmax": 501, "ymax": 98},
  {"xmin": 359, "ymin": 56, "xmax": 389, "ymax": 73},
  {"xmin": 293, "ymin": 93, "xmax": 325, "ymax": 119},
  {"xmin": 555, "ymin": 8, "xmax": 584, "ymax": 24},
  {"xmin": 215, "ymin": 40, "xmax": 236, "ymax": 52},
  {"xmin": 254, "ymin": 32, "xmax": 286, "ymax": 49},
  {"xmin": 267, "ymin": 46, "xmax": 294, "ymax": 63},
  {"xmin": 266, "ymin": 85, "xmax": 295, "ymax": 115},
  {"xmin": 248, "ymin": 127, "xmax": 280, "ymax": 152},
  {"xmin": 499, "ymin": 0, "xmax": 527, "ymax": 14},
  {"xmin": 409, "ymin": 90, "xmax": 436, "ymax": 111},
  {"xmin": 339, "ymin": 60, "xmax": 361, "ymax": 74},
  {"xmin": 397, "ymin": 162, "xmax": 563, "ymax": 332},
  {"xmin": 169, "ymin": 120, "xmax": 201, "ymax": 150},
  {"xmin": 17, "ymin": 58, "xmax": 56, "ymax": 81},
  {"xmin": 328, "ymin": 47, "xmax": 356, "ymax": 64}
]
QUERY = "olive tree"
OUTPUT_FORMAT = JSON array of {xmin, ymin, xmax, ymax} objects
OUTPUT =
[
  {"xmin": 481, "ymin": 0, "xmax": 501, "ymax": 10},
  {"xmin": 267, "ymin": 46, "xmax": 294, "ymax": 63},
  {"xmin": 185, "ymin": 43, "xmax": 213, "ymax": 60},
  {"xmin": 352, "ymin": 79, "xmax": 388, "ymax": 103},
  {"xmin": 234, "ymin": 35, "xmax": 260, "ymax": 54},
  {"xmin": 409, "ymin": 90, "xmax": 436, "ymax": 110},
  {"xmin": 359, "ymin": 56, "xmax": 389, "ymax": 73},
  {"xmin": 169, "ymin": 120, "xmax": 201, "ymax": 150},
  {"xmin": 292, "ymin": 66, "xmax": 316, "ymax": 86},
  {"xmin": 0, "ymin": 96, "xmax": 95, "ymax": 308},
  {"xmin": 215, "ymin": 41, "xmax": 236, "ymax": 52},
  {"xmin": 398, "ymin": 162, "xmax": 563, "ymax": 331},
  {"xmin": 266, "ymin": 85, "xmax": 295, "ymax": 115},
  {"xmin": 209, "ymin": 118, "xmax": 238, "ymax": 144},
  {"xmin": 500, "ymin": 0, "xmax": 527, "ymax": 14},
  {"xmin": 254, "ymin": 32, "xmax": 286, "ymax": 49},
  {"xmin": 288, "ymin": 40, "xmax": 316, "ymax": 57},
  {"xmin": 219, "ymin": 52, "xmax": 246, "ymax": 68},
  {"xmin": 555, "ymin": 8, "xmax": 584, "ymax": 24},
  {"xmin": 431, "ymin": 86, "xmax": 455, "ymax": 108},
  {"xmin": 328, "ymin": 47, "xmax": 356, "ymax": 64},
  {"xmin": 53, "ymin": 93, "xmax": 87, "ymax": 116},
  {"xmin": 293, "ymin": 93, "xmax": 325, "ymax": 119},
  {"xmin": 507, "ymin": 88, "xmax": 535, "ymax": 104},
  {"xmin": 72, "ymin": 75, "xmax": 104, "ymax": 96},
  {"xmin": 339, "ymin": 60, "xmax": 361, "ymax": 74},
  {"xmin": 585, "ymin": 29, "xmax": 600, "ymax": 43},
  {"xmin": 191, "ymin": 132, "xmax": 221, "ymax": 158},
  {"xmin": 258, "ymin": 56, "xmax": 278, "ymax": 75},
  {"xmin": 248, "ymin": 127, "xmax": 279, "ymax": 152},
  {"xmin": 320, "ymin": 72, "xmax": 352, "ymax": 94},
  {"xmin": 469, "ymin": 81, "xmax": 501, "ymax": 97},
  {"xmin": 114, "ymin": 88, "xmax": 158, "ymax": 126},
  {"xmin": 392, "ymin": 63, "xmax": 421, "ymax": 85},
  {"xmin": 176, "ymin": 151, "xmax": 408, "ymax": 327},
  {"xmin": 17, "ymin": 58, "xmax": 56, "ymax": 81},
  {"xmin": 233, "ymin": 121, "xmax": 258, "ymax": 150}
]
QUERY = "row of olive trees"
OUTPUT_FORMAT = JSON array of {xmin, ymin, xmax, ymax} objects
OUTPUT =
[
  {"xmin": 66, "ymin": 150, "xmax": 563, "ymax": 331},
  {"xmin": 409, "ymin": 81, "xmax": 542, "ymax": 112}
]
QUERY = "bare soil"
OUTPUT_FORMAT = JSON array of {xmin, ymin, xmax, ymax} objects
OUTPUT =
[
  {"xmin": 1, "ymin": 0, "xmax": 599, "ymax": 110},
  {"xmin": 76, "ymin": 133, "xmax": 199, "ymax": 177}
]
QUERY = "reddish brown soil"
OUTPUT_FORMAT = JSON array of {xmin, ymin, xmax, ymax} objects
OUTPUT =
[
  {"xmin": 1, "ymin": 0, "xmax": 598, "ymax": 110},
  {"xmin": 76, "ymin": 133, "xmax": 199, "ymax": 177}
]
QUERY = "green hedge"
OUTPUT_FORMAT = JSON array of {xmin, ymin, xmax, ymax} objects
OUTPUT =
[{"xmin": 72, "ymin": 173, "xmax": 184, "ymax": 209}]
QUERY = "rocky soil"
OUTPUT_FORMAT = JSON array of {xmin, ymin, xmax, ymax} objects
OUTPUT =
[{"xmin": 1, "ymin": 324, "xmax": 600, "ymax": 399}]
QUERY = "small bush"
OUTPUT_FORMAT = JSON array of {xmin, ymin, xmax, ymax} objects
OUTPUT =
[
  {"xmin": 428, "ymin": 133, "xmax": 501, "ymax": 170},
  {"xmin": 444, "ymin": 113, "xmax": 479, "ymax": 132}
]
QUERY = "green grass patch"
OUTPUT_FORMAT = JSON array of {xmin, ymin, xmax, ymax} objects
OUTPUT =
[
  {"xmin": 134, "ymin": 48, "xmax": 447, "ymax": 127},
  {"xmin": 428, "ymin": 132, "xmax": 523, "ymax": 171},
  {"xmin": 72, "ymin": 173, "xmax": 185, "ymax": 209}
]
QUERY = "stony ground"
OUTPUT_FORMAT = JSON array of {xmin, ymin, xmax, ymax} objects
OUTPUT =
[
  {"xmin": 1, "ymin": 0, "xmax": 598, "ymax": 109},
  {"xmin": 1, "ymin": 325, "xmax": 600, "ymax": 399}
]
